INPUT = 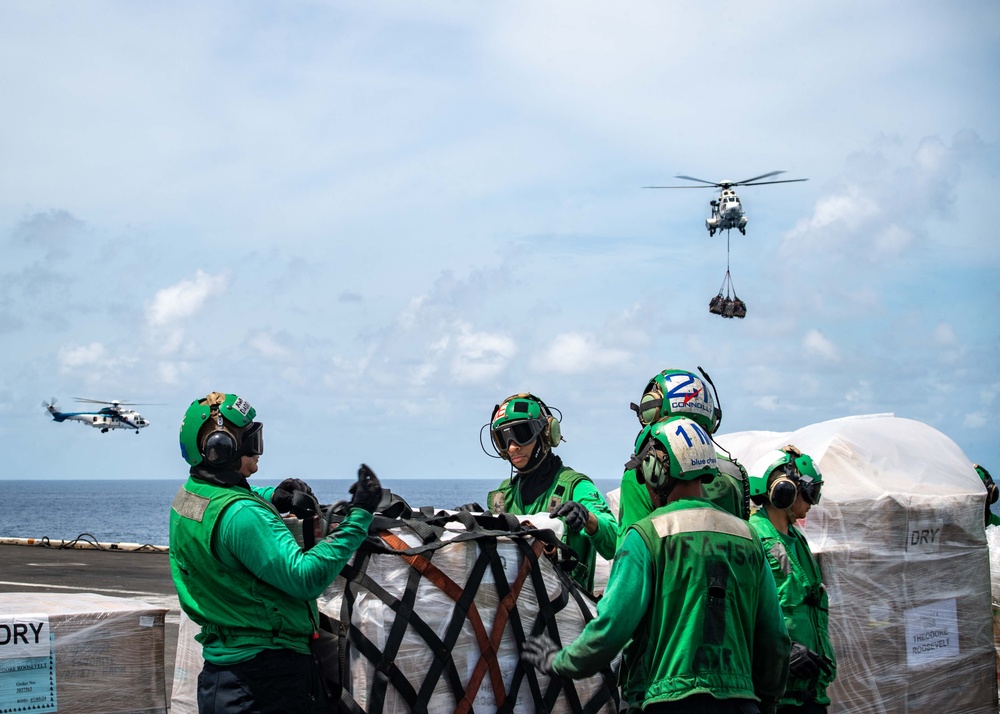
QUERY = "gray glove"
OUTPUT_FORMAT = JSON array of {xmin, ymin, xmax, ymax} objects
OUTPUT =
[
  {"xmin": 522, "ymin": 633, "xmax": 560, "ymax": 675},
  {"xmin": 788, "ymin": 641, "xmax": 832, "ymax": 679},
  {"xmin": 549, "ymin": 501, "xmax": 590, "ymax": 534},
  {"xmin": 272, "ymin": 478, "xmax": 317, "ymax": 518},
  {"xmin": 349, "ymin": 463, "xmax": 383, "ymax": 514}
]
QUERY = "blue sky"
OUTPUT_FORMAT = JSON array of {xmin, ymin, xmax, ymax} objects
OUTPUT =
[{"xmin": 1, "ymin": 2, "xmax": 997, "ymax": 484}]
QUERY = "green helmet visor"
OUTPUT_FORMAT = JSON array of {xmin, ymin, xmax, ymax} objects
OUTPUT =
[{"xmin": 492, "ymin": 419, "xmax": 544, "ymax": 449}]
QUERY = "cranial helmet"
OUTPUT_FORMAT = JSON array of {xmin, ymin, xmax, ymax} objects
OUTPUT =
[
  {"xmin": 490, "ymin": 393, "xmax": 561, "ymax": 457},
  {"xmin": 627, "ymin": 416, "xmax": 719, "ymax": 491},
  {"xmin": 748, "ymin": 445, "xmax": 823, "ymax": 509},
  {"xmin": 631, "ymin": 369, "xmax": 721, "ymax": 434},
  {"xmin": 179, "ymin": 392, "xmax": 262, "ymax": 468}
]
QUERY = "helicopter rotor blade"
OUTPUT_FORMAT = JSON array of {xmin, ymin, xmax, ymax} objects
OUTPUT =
[
  {"xmin": 674, "ymin": 175, "xmax": 723, "ymax": 187},
  {"xmin": 74, "ymin": 397, "xmax": 110, "ymax": 405},
  {"xmin": 737, "ymin": 178, "xmax": 809, "ymax": 187},
  {"xmin": 732, "ymin": 171, "xmax": 786, "ymax": 185},
  {"xmin": 642, "ymin": 184, "xmax": 717, "ymax": 189}
]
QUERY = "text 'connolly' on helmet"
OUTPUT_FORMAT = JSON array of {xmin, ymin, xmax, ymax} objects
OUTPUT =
[
  {"xmin": 179, "ymin": 392, "xmax": 258, "ymax": 467},
  {"xmin": 629, "ymin": 416, "xmax": 719, "ymax": 491},
  {"xmin": 631, "ymin": 369, "xmax": 721, "ymax": 434},
  {"xmin": 490, "ymin": 392, "xmax": 561, "ymax": 454},
  {"xmin": 748, "ymin": 445, "xmax": 824, "ymax": 509}
]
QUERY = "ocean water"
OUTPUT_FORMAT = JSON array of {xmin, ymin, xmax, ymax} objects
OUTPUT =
[{"xmin": 0, "ymin": 478, "xmax": 620, "ymax": 547}]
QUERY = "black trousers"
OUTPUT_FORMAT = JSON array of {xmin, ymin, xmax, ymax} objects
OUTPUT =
[
  {"xmin": 198, "ymin": 647, "xmax": 329, "ymax": 714},
  {"xmin": 643, "ymin": 694, "xmax": 760, "ymax": 714}
]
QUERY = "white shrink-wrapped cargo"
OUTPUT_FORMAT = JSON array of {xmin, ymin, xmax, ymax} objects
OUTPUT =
[
  {"xmin": 318, "ymin": 510, "xmax": 619, "ymax": 714},
  {"xmin": 718, "ymin": 414, "xmax": 997, "ymax": 714}
]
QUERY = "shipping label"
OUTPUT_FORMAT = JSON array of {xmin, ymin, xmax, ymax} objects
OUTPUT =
[
  {"xmin": 904, "ymin": 599, "xmax": 960, "ymax": 668},
  {"xmin": 0, "ymin": 614, "xmax": 56, "ymax": 713}
]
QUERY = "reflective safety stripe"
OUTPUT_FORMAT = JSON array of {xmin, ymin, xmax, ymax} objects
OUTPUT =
[
  {"xmin": 651, "ymin": 508, "xmax": 752, "ymax": 540},
  {"xmin": 172, "ymin": 488, "xmax": 210, "ymax": 523}
]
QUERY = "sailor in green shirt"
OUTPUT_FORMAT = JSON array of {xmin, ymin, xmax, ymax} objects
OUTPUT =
[
  {"xmin": 483, "ymin": 392, "xmax": 618, "ymax": 593},
  {"xmin": 975, "ymin": 464, "xmax": 1000, "ymax": 528},
  {"xmin": 618, "ymin": 369, "xmax": 750, "ymax": 549},
  {"xmin": 523, "ymin": 416, "xmax": 790, "ymax": 714},
  {"xmin": 170, "ymin": 392, "xmax": 382, "ymax": 714},
  {"xmin": 748, "ymin": 446, "xmax": 836, "ymax": 714}
]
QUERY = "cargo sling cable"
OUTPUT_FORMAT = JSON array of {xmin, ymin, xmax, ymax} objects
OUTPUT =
[{"xmin": 315, "ymin": 504, "xmax": 620, "ymax": 714}]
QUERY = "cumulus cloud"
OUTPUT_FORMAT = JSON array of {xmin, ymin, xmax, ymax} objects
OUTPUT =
[
  {"xmin": 450, "ymin": 326, "xmax": 517, "ymax": 383},
  {"xmin": 58, "ymin": 341, "xmax": 137, "ymax": 377},
  {"xmin": 803, "ymin": 329, "xmax": 839, "ymax": 361},
  {"xmin": 146, "ymin": 270, "xmax": 229, "ymax": 328},
  {"xmin": 531, "ymin": 332, "xmax": 629, "ymax": 374},
  {"xmin": 781, "ymin": 132, "xmax": 984, "ymax": 265},
  {"xmin": 247, "ymin": 331, "xmax": 294, "ymax": 362}
]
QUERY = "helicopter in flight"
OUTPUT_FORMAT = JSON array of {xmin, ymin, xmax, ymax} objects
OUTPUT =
[
  {"xmin": 644, "ymin": 170, "xmax": 808, "ymax": 320},
  {"xmin": 43, "ymin": 398, "xmax": 155, "ymax": 434},
  {"xmin": 644, "ymin": 171, "xmax": 807, "ymax": 237}
]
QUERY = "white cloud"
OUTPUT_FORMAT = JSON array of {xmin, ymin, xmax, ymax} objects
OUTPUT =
[
  {"xmin": 146, "ymin": 271, "xmax": 228, "ymax": 328},
  {"xmin": 248, "ymin": 331, "xmax": 293, "ymax": 362},
  {"xmin": 803, "ymin": 329, "xmax": 840, "ymax": 362},
  {"xmin": 58, "ymin": 342, "xmax": 107, "ymax": 372},
  {"xmin": 450, "ymin": 327, "xmax": 517, "ymax": 383},
  {"xmin": 531, "ymin": 332, "xmax": 629, "ymax": 375},
  {"xmin": 753, "ymin": 395, "xmax": 781, "ymax": 411}
]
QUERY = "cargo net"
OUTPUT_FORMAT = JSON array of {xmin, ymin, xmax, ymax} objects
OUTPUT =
[
  {"xmin": 318, "ymin": 508, "xmax": 619, "ymax": 714},
  {"xmin": 709, "ymin": 269, "xmax": 746, "ymax": 319}
]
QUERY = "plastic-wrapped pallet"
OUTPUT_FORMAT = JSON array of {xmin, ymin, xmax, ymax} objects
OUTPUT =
[
  {"xmin": 987, "ymin": 525, "xmax": 1000, "ymax": 697},
  {"xmin": 718, "ymin": 414, "xmax": 997, "ymax": 714},
  {"xmin": 318, "ymin": 509, "xmax": 619, "ymax": 714},
  {"xmin": 0, "ymin": 592, "xmax": 168, "ymax": 714}
]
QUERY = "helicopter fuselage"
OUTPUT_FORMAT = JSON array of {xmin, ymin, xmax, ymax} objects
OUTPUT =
[
  {"xmin": 706, "ymin": 188, "xmax": 748, "ymax": 236},
  {"xmin": 46, "ymin": 405, "xmax": 150, "ymax": 433}
]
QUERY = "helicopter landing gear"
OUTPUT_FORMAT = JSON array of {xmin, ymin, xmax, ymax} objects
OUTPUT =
[
  {"xmin": 738, "ymin": 227, "xmax": 746, "ymax": 236},
  {"xmin": 101, "ymin": 428, "xmax": 109, "ymax": 433}
]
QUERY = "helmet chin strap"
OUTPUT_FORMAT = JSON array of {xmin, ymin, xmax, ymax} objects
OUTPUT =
[{"xmin": 511, "ymin": 441, "xmax": 549, "ymax": 480}]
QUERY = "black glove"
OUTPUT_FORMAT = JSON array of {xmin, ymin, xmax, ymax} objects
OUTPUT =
[
  {"xmin": 272, "ymin": 478, "xmax": 317, "ymax": 518},
  {"xmin": 454, "ymin": 502, "xmax": 484, "ymax": 513},
  {"xmin": 349, "ymin": 463, "xmax": 383, "ymax": 514},
  {"xmin": 549, "ymin": 501, "xmax": 590, "ymax": 534},
  {"xmin": 521, "ymin": 634, "xmax": 560, "ymax": 675},
  {"xmin": 788, "ymin": 641, "xmax": 832, "ymax": 679}
]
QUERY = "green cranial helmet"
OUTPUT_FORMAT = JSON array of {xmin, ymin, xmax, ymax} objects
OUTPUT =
[
  {"xmin": 631, "ymin": 369, "xmax": 721, "ymax": 434},
  {"xmin": 629, "ymin": 416, "xmax": 718, "ymax": 491},
  {"xmin": 490, "ymin": 393, "xmax": 561, "ymax": 454},
  {"xmin": 748, "ymin": 445, "xmax": 823, "ymax": 508},
  {"xmin": 179, "ymin": 392, "xmax": 257, "ymax": 467}
]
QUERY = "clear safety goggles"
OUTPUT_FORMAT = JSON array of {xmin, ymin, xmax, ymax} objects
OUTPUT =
[{"xmin": 492, "ymin": 418, "xmax": 544, "ymax": 450}]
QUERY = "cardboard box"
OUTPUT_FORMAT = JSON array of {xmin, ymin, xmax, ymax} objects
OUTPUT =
[{"xmin": 0, "ymin": 592, "xmax": 167, "ymax": 714}]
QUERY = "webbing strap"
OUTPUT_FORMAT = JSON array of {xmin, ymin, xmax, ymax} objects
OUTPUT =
[{"xmin": 327, "ymin": 509, "xmax": 618, "ymax": 714}]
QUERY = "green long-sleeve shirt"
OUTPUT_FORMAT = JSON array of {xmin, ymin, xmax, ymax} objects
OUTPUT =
[
  {"xmin": 488, "ymin": 466, "xmax": 618, "ymax": 592},
  {"xmin": 555, "ymin": 500, "xmax": 789, "ymax": 712}
]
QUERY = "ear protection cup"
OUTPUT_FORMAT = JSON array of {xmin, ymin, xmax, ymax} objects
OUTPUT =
[
  {"xmin": 202, "ymin": 427, "xmax": 237, "ymax": 467},
  {"xmin": 768, "ymin": 476, "xmax": 798, "ymax": 510},
  {"xmin": 638, "ymin": 450, "xmax": 669, "ymax": 489},
  {"xmin": 637, "ymin": 387, "xmax": 662, "ymax": 426},
  {"xmin": 546, "ymin": 416, "xmax": 561, "ymax": 447},
  {"xmin": 523, "ymin": 392, "xmax": 561, "ymax": 448}
]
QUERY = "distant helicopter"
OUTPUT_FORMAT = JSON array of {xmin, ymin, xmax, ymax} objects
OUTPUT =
[
  {"xmin": 643, "ymin": 170, "xmax": 808, "ymax": 320},
  {"xmin": 643, "ymin": 171, "xmax": 807, "ymax": 237},
  {"xmin": 43, "ymin": 398, "xmax": 155, "ymax": 434}
]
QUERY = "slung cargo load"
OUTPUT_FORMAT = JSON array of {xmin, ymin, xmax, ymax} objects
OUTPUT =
[{"xmin": 317, "ymin": 506, "xmax": 620, "ymax": 714}]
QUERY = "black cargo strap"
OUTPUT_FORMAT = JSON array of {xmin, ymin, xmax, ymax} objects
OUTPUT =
[{"xmin": 320, "ymin": 508, "xmax": 618, "ymax": 714}]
